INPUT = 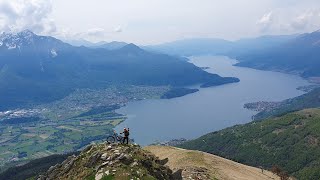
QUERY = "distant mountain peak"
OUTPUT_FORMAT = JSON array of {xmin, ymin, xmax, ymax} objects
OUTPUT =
[
  {"xmin": 18, "ymin": 29, "xmax": 36, "ymax": 37},
  {"xmin": 0, "ymin": 29, "xmax": 37, "ymax": 50},
  {"xmin": 91, "ymin": 41, "xmax": 128, "ymax": 50},
  {"xmin": 120, "ymin": 43, "xmax": 142, "ymax": 51},
  {"xmin": 116, "ymin": 43, "xmax": 148, "ymax": 55},
  {"xmin": 0, "ymin": 29, "xmax": 35, "ymax": 39}
]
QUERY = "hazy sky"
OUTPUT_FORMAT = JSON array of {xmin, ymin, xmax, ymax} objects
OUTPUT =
[{"xmin": 0, "ymin": 0, "xmax": 320, "ymax": 44}]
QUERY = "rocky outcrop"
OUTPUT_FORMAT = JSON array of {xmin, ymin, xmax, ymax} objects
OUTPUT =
[{"xmin": 38, "ymin": 143, "xmax": 176, "ymax": 180}]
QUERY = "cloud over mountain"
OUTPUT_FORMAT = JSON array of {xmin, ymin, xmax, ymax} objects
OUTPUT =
[
  {"xmin": 290, "ymin": 10, "xmax": 319, "ymax": 30},
  {"xmin": 1, "ymin": 0, "xmax": 320, "ymax": 44},
  {"xmin": 0, "ymin": 0, "xmax": 56, "ymax": 34},
  {"xmin": 256, "ymin": 8, "xmax": 320, "ymax": 34},
  {"xmin": 257, "ymin": 11, "xmax": 273, "ymax": 32}
]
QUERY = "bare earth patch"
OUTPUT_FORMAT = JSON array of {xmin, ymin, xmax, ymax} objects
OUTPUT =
[{"xmin": 145, "ymin": 146, "xmax": 280, "ymax": 180}]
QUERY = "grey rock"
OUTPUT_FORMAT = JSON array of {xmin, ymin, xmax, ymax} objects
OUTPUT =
[
  {"xmin": 95, "ymin": 173, "xmax": 103, "ymax": 180},
  {"xmin": 83, "ymin": 144, "xmax": 93, "ymax": 153},
  {"xmin": 85, "ymin": 152, "xmax": 102, "ymax": 168},
  {"xmin": 63, "ymin": 157, "xmax": 75, "ymax": 173},
  {"xmin": 101, "ymin": 153, "xmax": 108, "ymax": 160},
  {"xmin": 130, "ymin": 162, "xmax": 138, "ymax": 167},
  {"xmin": 106, "ymin": 145, "xmax": 112, "ymax": 150},
  {"xmin": 117, "ymin": 153, "xmax": 125, "ymax": 160}
]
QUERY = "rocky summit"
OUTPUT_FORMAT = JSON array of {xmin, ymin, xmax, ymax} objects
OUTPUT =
[{"xmin": 37, "ymin": 143, "xmax": 176, "ymax": 180}]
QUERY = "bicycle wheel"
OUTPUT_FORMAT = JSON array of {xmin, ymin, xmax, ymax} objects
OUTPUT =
[
  {"xmin": 106, "ymin": 136, "xmax": 115, "ymax": 143},
  {"xmin": 117, "ymin": 136, "xmax": 124, "ymax": 143}
]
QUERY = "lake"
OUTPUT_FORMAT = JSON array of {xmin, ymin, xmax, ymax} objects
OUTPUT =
[{"xmin": 116, "ymin": 56, "xmax": 311, "ymax": 145}]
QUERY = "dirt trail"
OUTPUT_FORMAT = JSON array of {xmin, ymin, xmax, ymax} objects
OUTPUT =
[{"xmin": 145, "ymin": 146, "xmax": 280, "ymax": 180}]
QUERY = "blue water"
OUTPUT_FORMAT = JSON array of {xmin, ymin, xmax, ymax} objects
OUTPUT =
[{"xmin": 116, "ymin": 56, "xmax": 311, "ymax": 145}]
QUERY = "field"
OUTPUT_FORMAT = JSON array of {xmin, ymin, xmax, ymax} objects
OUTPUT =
[
  {"xmin": 0, "ymin": 109, "xmax": 125, "ymax": 170},
  {"xmin": 0, "ymin": 85, "xmax": 169, "ymax": 172}
]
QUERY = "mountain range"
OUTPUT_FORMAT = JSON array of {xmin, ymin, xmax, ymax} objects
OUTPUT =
[
  {"xmin": 0, "ymin": 30, "xmax": 238, "ymax": 110},
  {"xmin": 235, "ymin": 30, "xmax": 320, "ymax": 78},
  {"xmin": 66, "ymin": 39, "xmax": 128, "ymax": 50},
  {"xmin": 148, "ymin": 30, "xmax": 320, "ymax": 78},
  {"xmin": 146, "ymin": 35, "xmax": 297, "ymax": 57},
  {"xmin": 91, "ymin": 41, "xmax": 128, "ymax": 50}
]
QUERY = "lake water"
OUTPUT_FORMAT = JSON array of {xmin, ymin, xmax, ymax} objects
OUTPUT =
[{"xmin": 115, "ymin": 56, "xmax": 311, "ymax": 145}]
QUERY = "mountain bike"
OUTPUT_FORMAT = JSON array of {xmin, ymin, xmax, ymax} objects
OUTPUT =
[{"xmin": 106, "ymin": 130, "xmax": 123, "ymax": 143}]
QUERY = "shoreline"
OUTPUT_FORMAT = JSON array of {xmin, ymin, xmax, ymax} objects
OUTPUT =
[
  {"xmin": 114, "ymin": 56, "xmax": 311, "ymax": 145},
  {"xmin": 234, "ymin": 62, "xmax": 320, "ymax": 85}
]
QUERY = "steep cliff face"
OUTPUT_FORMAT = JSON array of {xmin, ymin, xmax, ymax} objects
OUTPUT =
[{"xmin": 38, "ymin": 143, "xmax": 176, "ymax": 180}]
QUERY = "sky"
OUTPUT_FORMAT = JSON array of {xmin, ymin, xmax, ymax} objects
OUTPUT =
[{"xmin": 0, "ymin": 0, "xmax": 320, "ymax": 45}]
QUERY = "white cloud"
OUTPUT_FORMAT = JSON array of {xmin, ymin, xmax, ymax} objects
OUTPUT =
[
  {"xmin": 1, "ymin": 0, "xmax": 320, "ymax": 44},
  {"xmin": 57, "ymin": 28, "xmax": 108, "ymax": 42},
  {"xmin": 114, "ymin": 26, "xmax": 122, "ymax": 33},
  {"xmin": 256, "ymin": 8, "xmax": 320, "ymax": 35},
  {"xmin": 0, "ymin": 0, "xmax": 56, "ymax": 34},
  {"xmin": 256, "ymin": 11, "xmax": 274, "ymax": 32},
  {"xmin": 86, "ymin": 28, "xmax": 105, "ymax": 37},
  {"xmin": 257, "ymin": 11, "xmax": 273, "ymax": 25},
  {"xmin": 291, "ymin": 11, "xmax": 317, "ymax": 30}
]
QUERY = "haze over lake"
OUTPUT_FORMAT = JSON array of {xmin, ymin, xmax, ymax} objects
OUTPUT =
[{"xmin": 116, "ymin": 56, "xmax": 311, "ymax": 145}]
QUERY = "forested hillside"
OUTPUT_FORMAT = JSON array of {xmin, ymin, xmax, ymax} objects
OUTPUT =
[{"xmin": 179, "ymin": 108, "xmax": 320, "ymax": 180}]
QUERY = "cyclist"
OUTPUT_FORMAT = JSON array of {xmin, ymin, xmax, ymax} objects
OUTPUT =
[{"xmin": 120, "ymin": 127, "xmax": 130, "ymax": 144}]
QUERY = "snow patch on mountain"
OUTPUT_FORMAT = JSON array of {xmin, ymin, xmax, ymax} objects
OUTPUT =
[
  {"xmin": 0, "ymin": 30, "xmax": 35, "ymax": 50},
  {"xmin": 51, "ymin": 49, "xmax": 58, "ymax": 58},
  {"xmin": 40, "ymin": 61, "xmax": 45, "ymax": 72},
  {"xmin": 7, "ymin": 43, "xmax": 17, "ymax": 50}
]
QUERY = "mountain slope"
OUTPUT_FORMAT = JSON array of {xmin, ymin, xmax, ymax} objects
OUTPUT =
[
  {"xmin": 179, "ymin": 108, "xmax": 320, "ymax": 180},
  {"xmin": 236, "ymin": 30, "xmax": 320, "ymax": 77},
  {"xmin": 228, "ymin": 35, "xmax": 297, "ymax": 57},
  {"xmin": 146, "ymin": 38, "xmax": 233, "ymax": 56},
  {"xmin": 0, "ymin": 30, "xmax": 238, "ymax": 110},
  {"xmin": 37, "ymin": 143, "xmax": 175, "ymax": 180},
  {"xmin": 253, "ymin": 87, "xmax": 320, "ymax": 120},
  {"xmin": 145, "ymin": 146, "xmax": 279, "ymax": 180},
  {"xmin": 92, "ymin": 41, "xmax": 128, "ymax": 50},
  {"xmin": 4, "ymin": 143, "xmax": 281, "ymax": 180}
]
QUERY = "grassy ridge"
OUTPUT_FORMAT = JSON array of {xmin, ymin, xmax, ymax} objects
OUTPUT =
[{"xmin": 179, "ymin": 108, "xmax": 320, "ymax": 180}]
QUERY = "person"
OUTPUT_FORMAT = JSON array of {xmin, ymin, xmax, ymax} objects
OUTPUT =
[{"xmin": 120, "ymin": 127, "xmax": 130, "ymax": 144}]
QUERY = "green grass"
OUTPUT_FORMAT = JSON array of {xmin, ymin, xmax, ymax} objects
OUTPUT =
[
  {"xmin": 101, "ymin": 175, "xmax": 115, "ymax": 180},
  {"xmin": 0, "ymin": 111, "xmax": 125, "ymax": 170}
]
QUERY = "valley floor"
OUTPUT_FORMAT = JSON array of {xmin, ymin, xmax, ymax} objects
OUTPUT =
[{"xmin": 145, "ymin": 146, "xmax": 280, "ymax": 180}]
